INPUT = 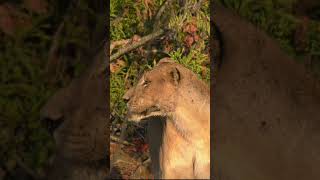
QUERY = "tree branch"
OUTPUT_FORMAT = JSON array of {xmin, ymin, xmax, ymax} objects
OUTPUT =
[
  {"xmin": 111, "ymin": 135, "xmax": 134, "ymax": 146},
  {"xmin": 146, "ymin": 0, "xmax": 173, "ymax": 61},
  {"xmin": 14, "ymin": 154, "xmax": 45, "ymax": 179},
  {"xmin": 110, "ymin": 39, "xmax": 131, "ymax": 54},
  {"xmin": 110, "ymin": 29, "xmax": 165, "ymax": 61},
  {"xmin": 153, "ymin": 0, "xmax": 173, "ymax": 30},
  {"xmin": 95, "ymin": 29, "xmax": 166, "ymax": 74}
]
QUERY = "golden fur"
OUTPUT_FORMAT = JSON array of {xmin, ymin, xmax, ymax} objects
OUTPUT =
[{"xmin": 123, "ymin": 58, "xmax": 210, "ymax": 179}]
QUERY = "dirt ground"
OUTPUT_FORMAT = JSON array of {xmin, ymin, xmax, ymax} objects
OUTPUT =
[{"xmin": 109, "ymin": 121, "xmax": 154, "ymax": 179}]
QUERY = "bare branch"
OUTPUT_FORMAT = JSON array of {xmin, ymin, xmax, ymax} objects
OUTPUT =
[
  {"xmin": 111, "ymin": 135, "xmax": 134, "ymax": 146},
  {"xmin": 153, "ymin": 0, "xmax": 173, "ymax": 30},
  {"xmin": 110, "ymin": 29, "xmax": 165, "ymax": 62},
  {"xmin": 146, "ymin": 0, "xmax": 173, "ymax": 61},
  {"xmin": 110, "ymin": 39, "xmax": 131, "ymax": 54},
  {"xmin": 192, "ymin": 0, "xmax": 205, "ymax": 12},
  {"xmin": 14, "ymin": 154, "xmax": 45, "ymax": 179},
  {"xmin": 45, "ymin": 21, "xmax": 65, "ymax": 73}
]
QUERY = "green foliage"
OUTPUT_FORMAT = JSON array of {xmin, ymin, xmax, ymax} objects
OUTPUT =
[
  {"xmin": 0, "ymin": 0, "xmax": 105, "ymax": 178},
  {"xmin": 110, "ymin": 0, "xmax": 156, "ymax": 40},
  {"xmin": 0, "ymin": 49, "xmax": 55, "ymax": 176},
  {"xmin": 110, "ymin": 69, "xmax": 127, "ymax": 116},
  {"xmin": 110, "ymin": 0, "xmax": 210, "ymax": 121},
  {"xmin": 218, "ymin": 0, "xmax": 320, "ymax": 76},
  {"xmin": 169, "ymin": 46, "xmax": 210, "ymax": 83},
  {"xmin": 168, "ymin": 5, "xmax": 210, "ymax": 82},
  {"xmin": 307, "ymin": 22, "xmax": 320, "ymax": 74}
]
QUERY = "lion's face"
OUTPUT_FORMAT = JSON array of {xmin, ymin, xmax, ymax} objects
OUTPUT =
[{"xmin": 123, "ymin": 61, "xmax": 181, "ymax": 122}]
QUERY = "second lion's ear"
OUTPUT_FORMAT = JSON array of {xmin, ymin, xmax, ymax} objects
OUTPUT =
[
  {"xmin": 170, "ymin": 67, "xmax": 181, "ymax": 86},
  {"xmin": 158, "ymin": 57, "xmax": 174, "ymax": 66}
]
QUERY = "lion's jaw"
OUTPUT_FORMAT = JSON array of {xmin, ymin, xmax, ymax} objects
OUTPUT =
[{"xmin": 126, "ymin": 106, "xmax": 169, "ymax": 122}]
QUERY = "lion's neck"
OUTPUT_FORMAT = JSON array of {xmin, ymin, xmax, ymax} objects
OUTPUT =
[
  {"xmin": 168, "ymin": 98, "xmax": 210, "ymax": 143},
  {"xmin": 148, "ymin": 94, "xmax": 209, "ymax": 178}
]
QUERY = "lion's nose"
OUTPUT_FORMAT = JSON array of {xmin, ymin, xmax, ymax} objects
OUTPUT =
[
  {"xmin": 123, "ymin": 93, "xmax": 130, "ymax": 102},
  {"xmin": 123, "ymin": 88, "xmax": 134, "ymax": 102}
]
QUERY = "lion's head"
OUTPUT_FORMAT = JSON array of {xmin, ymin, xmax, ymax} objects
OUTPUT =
[{"xmin": 123, "ymin": 58, "xmax": 184, "ymax": 122}]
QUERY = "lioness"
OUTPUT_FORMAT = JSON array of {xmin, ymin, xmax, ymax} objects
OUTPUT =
[
  {"xmin": 123, "ymin": 58, "xmax": 210, "ymax": 179},
  {"xmin": 213, "ymin": 4, "xmax": 320, "ymax": 180}
]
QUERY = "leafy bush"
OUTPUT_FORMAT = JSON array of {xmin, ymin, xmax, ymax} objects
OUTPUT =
[
  {"xmin": 217, "ymin": 0, "xmax": 320, "ymax": 77},
  {"xmin": 0, "ymin": 0, "xmax": 104, "ymax": 178},
  {"xmin": 110, "ymin": 0, "xmax": 210, "ymax": 122}
]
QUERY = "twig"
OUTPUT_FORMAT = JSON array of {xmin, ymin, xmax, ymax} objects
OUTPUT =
[
  {"xmin": 124, "ymin": 65, "xmax": 131, "ymax": 86},
  {"xmin": 13, "ymin": 154, "xmax": 45, "ymax": 179},
  {"xmin": 119, "ymin": 120, "xmax": 128, "ymax": 141},
  {"xmin": 110, "ymin": 29, "xmax": 165, "ymax": 61},
  {"xmin": 146, "ymin": 0, "xmax": 173, "ymax": 61},
  {"xmin": 153, "ymin": 0, "xmax": 173, "ymax": 30},
  {"xmin": 45, "ymin": 0, "xmax": 79, "ymax": 74},
  {"xmin": 97, "ymin": 29, "xmax": 166, "ymax": 75},
  {"xmin": 142, "ymin": 157, "xmax": 151, "ymax": 165},
  {"xmin": 130, "ymin": 156, "xmax": 152, "ymax": 179},
  {"xmin": 45, "ymin": 21, "xmax": 65, "ymax": 73},
  {"xmin": 180, "ymin": 0, "xmax": 205, "ymax": 15},
  {"xmin": 192, "ymin": 0, "xmax": 205, "ymax": 12},
  {"xmin": 110, "ymin": 39, "xmax": 131, "ymax": 54},
  {"xmin": 113, "ymin": 159, "xmax": 136, "ymax": 165},
  {"xmin": 111, "ymin": 135, "xmax": 134, "ymax": 146}
]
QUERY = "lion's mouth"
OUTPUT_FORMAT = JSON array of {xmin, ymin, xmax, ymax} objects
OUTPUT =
[
  {"xmin": 141, "ymin": 106, "xmax": 161, "ymax": 116},
  {"xmin": 127, "ymin": 106, "xmax": 163, "ymax": 122}
]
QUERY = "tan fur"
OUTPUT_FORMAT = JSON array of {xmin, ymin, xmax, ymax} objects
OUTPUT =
[
  {"xmin": 123, "ymin": 58, "xmax": 210, "ymax": 179},
  {"xmin": 213, "ymin": 4, "xmax": 320, "ymax": 180}
]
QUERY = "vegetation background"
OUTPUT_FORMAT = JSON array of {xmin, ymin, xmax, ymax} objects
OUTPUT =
[
  {"xmin": 0, "ymin": 0, "xmax": 105, "ymax": 179},
  {"xmin": 109, "ymin": 0, "xmax": 210, "ymax": 178},
  {"xmin": 110, "ymin": 0, "xmax": 210, "ymax": 123},
  {"xmin": 0, "ymin": 0, "xmax": 320, "ymax": 179},
  {"xmin": 217, "ymin": 0, "xmax": 320, "ymax": 77}
]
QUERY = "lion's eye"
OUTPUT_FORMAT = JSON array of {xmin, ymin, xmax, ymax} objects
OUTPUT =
[{"xmin": 143, "ymin": 80, "xmax": 151, "ymax": 87}]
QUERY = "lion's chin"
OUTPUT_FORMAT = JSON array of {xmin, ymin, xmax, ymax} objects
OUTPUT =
[{"xmin": 126, "ymin": 110, "xmax": 164, "ymax": 122}]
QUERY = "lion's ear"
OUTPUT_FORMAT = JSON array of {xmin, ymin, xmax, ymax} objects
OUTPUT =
[
  {"xmin": 157, "ymin": 57, "xmax": 174, "ymax": 65},
  {"xmin": 170, "ymin": 67, "xmax": 181, "ymax": 86}
]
